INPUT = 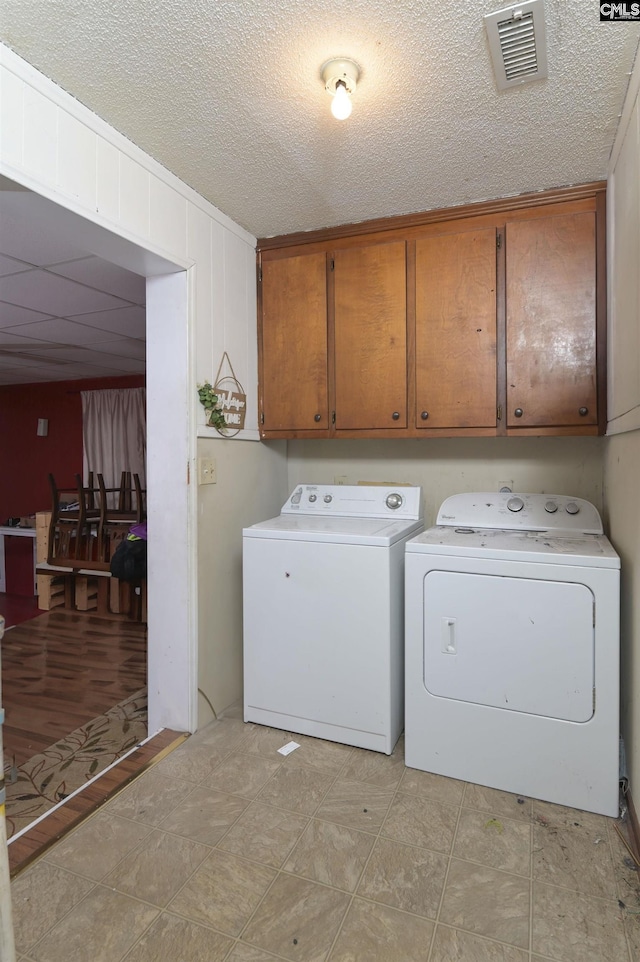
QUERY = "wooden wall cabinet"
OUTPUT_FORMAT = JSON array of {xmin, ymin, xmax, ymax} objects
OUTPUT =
[
  {"xmin": 415, "ymin": 227, "xmax": 497, "ymax": 430},
  {"xmin": 505, "ymin": 210, "xmax": 598, "ymax": 430},
  {"xmin": 257, "ymin": 183, "xmax": 606, "ymax": 440},
  {"xmin": 334, "ymin": 241, "xmax": 408, "ymax": 431},
  {"xmin": 260, "ymin": 251, "xmax": 329, "ymax": 432}
]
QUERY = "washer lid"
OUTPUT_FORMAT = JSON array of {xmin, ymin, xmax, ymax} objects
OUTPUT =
[
  {"xmin": 405, "ymin": 525, "xmax": 620, "ymax": 568},
  {"xmin": 243, "ymin": 514, "xmax": 424, "ymax": 547}
]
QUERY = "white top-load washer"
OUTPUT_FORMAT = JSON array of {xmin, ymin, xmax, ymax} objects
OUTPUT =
[
  {"xmin": 404, "ymin": 492, "xmax": 620, "ymax": 816},
  {"xmin": 243, "ymin": 484, "xmax": 423, "ymax": 754}
]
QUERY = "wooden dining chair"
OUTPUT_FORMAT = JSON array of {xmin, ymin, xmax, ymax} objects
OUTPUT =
[
  {"xmin": 132, "ymin": 473, "xmax": 146, "ymax": 523},
  {"xmin": 46, "ymin": 473, "xmax": 102, "ymax": 566}
]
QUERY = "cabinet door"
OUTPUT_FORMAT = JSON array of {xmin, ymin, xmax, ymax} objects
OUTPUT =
[
  {"xmin": 334, "ymin": 241, "xmax": 407, "ymax": 430},
  {"xmin": 506, "ymin": 211, "xmax": 597, "ymax": 428},
  {"xmin": 415, "ymin": 228, "xmax": 497, "ymax": 428},
  {"xmin": 261, "ymin": 252, "xmax": 328, "ymax": 431}
]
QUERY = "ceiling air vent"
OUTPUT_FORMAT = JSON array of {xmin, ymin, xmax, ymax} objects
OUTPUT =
[{"xmin": 484, "ymin": 1, "xmax": 548, "ymax": 91}]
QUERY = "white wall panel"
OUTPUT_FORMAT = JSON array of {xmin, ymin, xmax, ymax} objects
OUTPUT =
[
  {"xmin": 57, "ymin": 110, "xmax": 97, "ymax": 207},
  {"xmin": 609, "ymin": 95, "xmax": 640, "ymax": 427},
  {"xmin": 0, "ymin": 66, "xmax": 24, "ymax": 168},
  {"xmin": 606, "ymin": 48, "xmax": 640, "ymax": 802},
  {"xmin": 210, "ymin": 218, "xmax": 227, "ymax": 369},
  {"xmin": 96, "ymin": 138, "xmax": 120, "ymax": 222},
  {"xmin": 23, "ymin": 83, "xmax": 57, "ymax": 185},
  {"xmin": 223, "ymin": 230, "xmax": 250, "ymax": 378},
  {"xmin": 119, "ymin": 153, "xmax": 150, "ymax": 240},
  {"xmin": 150, "ymin": 178, "xmax": 188, "ymax": 260},
  {"xmin": 244, "ymin": 240, "xmax": 258, "ymax": 423},
  {"xmin": 187, "ymin": 203, "xmax": 213, "ymax": 392}
]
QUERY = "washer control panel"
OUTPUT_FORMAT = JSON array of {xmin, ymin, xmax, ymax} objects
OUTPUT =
[
  {"xmin": 282, "ymin": 484, "xmax": 423, "ymax": 521},
  {"xmin": 436, "ymin": 492, "xmax": 603, "ymax": 534}
]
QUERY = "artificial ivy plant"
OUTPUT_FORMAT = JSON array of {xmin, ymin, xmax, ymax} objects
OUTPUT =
[{"xmin": 197, "ymin": 381, "xmax": 227, "ymax": 431}]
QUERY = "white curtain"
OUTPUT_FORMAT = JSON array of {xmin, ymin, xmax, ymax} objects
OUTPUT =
[{"xmin": 81, "ymin": 387, "xmax": 146, "ymax": 489}]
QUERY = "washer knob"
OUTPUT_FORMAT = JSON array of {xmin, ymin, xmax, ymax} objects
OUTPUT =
[
  {"xmin": 507, "ymin": 497, "xmax": 524, "ymax": 512},
  {"xmin": 386, "ymin": 493, "xmax": 403, "ymax": 510},
  {"xmin": 565, "ymin": 501, "xmax": 580, "ymax": 515},
  {"xmin": 308, "ymin": 494, "xmax": 317, "ymax": 503},
  {"xmin": 544, "ymin": 501, "xmax": 558, "ymax": 513},
  {"xmin": 324, "ymin": 494, "xmax": 333, "ymax": 503}
]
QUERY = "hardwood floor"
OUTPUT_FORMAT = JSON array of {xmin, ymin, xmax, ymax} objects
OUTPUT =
[
  {"xmin": 0, "ymin": 606, "xmax": 186, "ymax": 877},
  {"xmin": 2, "ymin": 608, "xmax": 147, "ymax": 767}
]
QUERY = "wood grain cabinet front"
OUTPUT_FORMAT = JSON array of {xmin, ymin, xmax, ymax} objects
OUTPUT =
[
  {"xmin": 333, "ymin": 240, "xmax": 408, "ymax": 431},
  {"xmin": 257, "ymin": 184, "xmax": 606, "ymax": 440},
  {"xmin": 259, "ymin": 250, "xmax": 329, "ymax": 433},
  {"xmin": 415, "ymin": 227, "xmax": 497, "ymax": 430},
  {"xmin": 505, "ymin": 210, "xmax": 598, "ymax": 431}
]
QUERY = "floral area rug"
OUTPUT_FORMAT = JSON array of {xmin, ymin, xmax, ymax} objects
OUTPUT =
[{"xmin": 4, "ymin": 688, "xmax": 147, "ymax": 838}]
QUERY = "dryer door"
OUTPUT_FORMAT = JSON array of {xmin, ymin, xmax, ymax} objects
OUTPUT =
[{"xmin": 423, "ymin": 571, "xmax": 595, "ymax": 721}]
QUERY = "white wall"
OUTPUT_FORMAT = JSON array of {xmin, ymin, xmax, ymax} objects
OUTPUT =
[
  {"xmin": 288, "ymin": 437, "xmax": 605, "ymax": 526},
  {"xmin": 606, "ymin": 53, "xmax": 640, "ymax": 797},
  {"xmin": 0, "ymin": 44, "xmax": 287, "ymax": 729}
]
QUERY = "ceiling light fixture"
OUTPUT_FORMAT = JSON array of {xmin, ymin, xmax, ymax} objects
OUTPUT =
[{"xmin": 321, "ymin": 58, "xmax": 361, "ymax": 121}]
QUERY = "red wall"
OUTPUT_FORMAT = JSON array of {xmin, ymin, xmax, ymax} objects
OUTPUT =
[{"xmin": 0, "ymin": 374, "xmax": 145, "ymax": 594}]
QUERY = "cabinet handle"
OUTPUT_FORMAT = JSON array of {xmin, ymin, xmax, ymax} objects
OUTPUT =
[
  {"xmin": 314, "ymin": 414, "xmax": 321, "ymax": 422},
  {"xmin": 578, "ymin": 407, "xmax": 588, "ymax": 417},
  {"xmin": 392, "ymin": 412, "xmax": 400, "ymax": 421},
  {"xmin": 514, "ymin": 408, "xmax": 524, "ymax": 418},
  {"xmin": 421, "ymin": 411, "xmax": 429, "ymax": 420}
]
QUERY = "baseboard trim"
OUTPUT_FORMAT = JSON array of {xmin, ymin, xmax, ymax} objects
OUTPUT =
[{"xmin": 626, "ymin": 789, "xmax": 640, "ymax": 864}]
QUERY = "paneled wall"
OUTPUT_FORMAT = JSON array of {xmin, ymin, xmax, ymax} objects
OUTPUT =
[
  {"xmin": 0, "ymin": 44, "xmax": 287, "ymax": 729},
  {"xmin": 606, "ymin": 53, "xmax": 640, "ymax": 797}
]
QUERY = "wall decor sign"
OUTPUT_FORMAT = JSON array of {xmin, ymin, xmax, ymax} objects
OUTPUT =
[{"xmin": 212, "ymin": 352, "xmax": 247, "ymax": 436}]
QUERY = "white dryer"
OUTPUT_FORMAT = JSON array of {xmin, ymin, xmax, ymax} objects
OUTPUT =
[
  {"xmin": 404, "ymin": 492, "xmax": 620, "ymax": 816},
  {"xmin": 243, "ymin": 484, "xmax": 423, "ymax": 754}
]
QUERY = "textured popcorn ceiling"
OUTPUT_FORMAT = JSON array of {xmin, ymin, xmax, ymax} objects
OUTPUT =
[{"xmin": 1, "ymin": 1, "xmax": 639, "ymax": 238}]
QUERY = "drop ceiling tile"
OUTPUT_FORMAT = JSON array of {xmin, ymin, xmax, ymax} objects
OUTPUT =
[
  {"xmin": 0, "ymin": 352, "xmax": 71, "ymax": 370},
  {"xmin": 0, "ymin": 269, "xmax": 131, "ymax": 316},
  {"xmin": 92, "ymin": 355, "xmax": 145, "ymax": 373},
  {"xmin": 0, "ymin": 329, "xmax": 47, "ymax": 345},
  {"xmin": 47, "ymin": 257, "xmax": 146, "ymax": 304},
  {"xmin": 68, "ymin": 306, "xmax": 146, "ymax": 338},
  {"xmin": 0, "ymin": 301, "xmax": 54, "ymax": 329},
  {"xmin": 91, "ymin": 339, "xmax": 147, "ymax": 360},
  {"xmin": 55, "ymin": 361, "xmax": 128, "ymax": 377},
  {"xmin": 7, "ymin": 316, "xmax": 130, "ymax": 345},
  {"xmin": 34, "ymin": 345, "xmax": 116, "ymax": 363},
  {"xmin": 0, "ymin": 253, "xmax": 32, "ymax": 277}
]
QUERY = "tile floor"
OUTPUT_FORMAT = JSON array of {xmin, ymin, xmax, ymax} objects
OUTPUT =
[{"xmin": 10, "ymin": 705, "xmax": 640, "ymax": 962}]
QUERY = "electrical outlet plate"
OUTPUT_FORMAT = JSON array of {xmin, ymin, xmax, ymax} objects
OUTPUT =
[
  {"xmin": 334, "ymin": 475, "xmax": 349, "ymax": 485},
  {"xmin": 198, "ymin": 458, "xmax": 217, "ymax": 484},
  {"xmin": 498, "ymin": 479, "xmax": 513, "ymax": 493}
]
